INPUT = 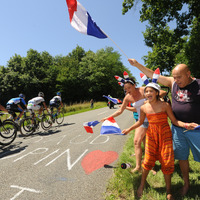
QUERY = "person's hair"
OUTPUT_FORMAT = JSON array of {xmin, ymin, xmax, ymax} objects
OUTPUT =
[{"xmin": 124, "ymin": 78, "xmax": 136, "ymax": 85}]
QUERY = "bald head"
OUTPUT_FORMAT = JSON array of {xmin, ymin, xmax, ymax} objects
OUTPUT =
[
  {"xmin": 172, "ymin": 64, "xmax": 192, "ymax": 88},
  {"xmin": 172, "ymin": 64, "xmax": 189, "ymax": 74}
]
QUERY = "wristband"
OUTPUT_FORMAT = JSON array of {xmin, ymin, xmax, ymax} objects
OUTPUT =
[{"xmin": 184, "ymin": 123, "xmax": 188, "ymax": 129}]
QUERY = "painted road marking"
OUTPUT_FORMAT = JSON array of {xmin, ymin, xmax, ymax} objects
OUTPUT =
[{"xmin": 10, "ymin": 185, "xmax": 41, "ymax": 200}]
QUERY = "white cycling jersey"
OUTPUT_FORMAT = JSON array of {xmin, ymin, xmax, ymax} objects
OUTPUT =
[
  {"xmin": 27, "ymin": 97, "xmax": 45, "ymax": 111},
  {"xmin": 28, "ymin": 97, "xmax": 45, "ymax": 105},
  {"xmin": 50, "ymin": 96, "xmax": 62, "ymax": 104}
]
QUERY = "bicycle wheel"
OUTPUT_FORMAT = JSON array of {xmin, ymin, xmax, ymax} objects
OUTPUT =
[
  {"xmin": 56, "ymin": 110, "xmax": 64, "ymax": 125},
  {"xmin": 20, "ymin": 117, "xmax": 35, "ymax": 136},
  {"xmin": 0, "ymin": 121, "xmax": 17, "ymax": 146},
  {"xmin": 41, "ymin": 114, "xmax": 52, "ymax": 130}
]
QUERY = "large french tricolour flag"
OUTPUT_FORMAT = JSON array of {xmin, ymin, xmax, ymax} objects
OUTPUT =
[
  {"xmin": 101, "ymin": 117, "xmax": 122, "ymax": 135},
  {"xmin": 66, "ymin": 0, "xmax": 107, "ymax": 39}
]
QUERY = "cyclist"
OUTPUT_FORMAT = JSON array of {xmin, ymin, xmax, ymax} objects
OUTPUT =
[
  {"xmin": 27, "ymin": 92, "xmax": 50, "ymax": 117},
  {"xmin": 49, "ymin": 92, "xmax": 63, "ymax": 117},
  {"xmin": 6, "ymin": 93, "xmax": 27, "ymax": 123}
]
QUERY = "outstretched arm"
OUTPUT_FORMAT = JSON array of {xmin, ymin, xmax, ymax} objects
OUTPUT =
[
  {"xmin": 122, "ymin": 107, "xmax": 146, "ymax": 134},
  {"xmin": 128, "ymin": 58, "xmax": 174, "ymax": 88},
  {"xmin": 101, "ymin": 96, "xmax": 129, "ymax": 122},
  {"xmin": 125, "ymin": 106, "xmax": 137, "ymax": 112}
]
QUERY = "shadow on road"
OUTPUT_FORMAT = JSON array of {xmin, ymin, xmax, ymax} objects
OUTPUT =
[
  {"xmin": 0, "ymin": 143, "xmax": 27, "ymax": 159},
  {"xmin": 54, "ymin": 122, "xmax": 75, "ymax": 128}
]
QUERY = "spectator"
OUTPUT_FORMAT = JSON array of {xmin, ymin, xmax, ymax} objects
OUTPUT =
[
  {"xmin": 128, "ymin": 58, "xmax": 200, "ymax": 196},
  {"xmin": 102, "ymin": 77, "xmax": 167, "ymax": 173},
  {"xmin": 90, "ymin": 99, "xmax": 94, "ymax": 109},
  {"xmin": 122, "ymin": 81, "xmax": 197, "ymax": 199}
]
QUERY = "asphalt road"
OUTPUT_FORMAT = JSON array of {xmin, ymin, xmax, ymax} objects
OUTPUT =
[{"xmin": 0, "ymin": 106, "xmax": 134, "ymax": 200}]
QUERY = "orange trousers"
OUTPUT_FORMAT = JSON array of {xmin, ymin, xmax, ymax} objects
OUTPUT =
[{"xmin": 142, "ymin": 112, "xmax": 174, "ymax": 175}]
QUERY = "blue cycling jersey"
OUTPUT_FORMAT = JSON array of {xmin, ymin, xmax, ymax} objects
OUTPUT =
[{"xmin": 7, "ymin": 97, "xmax": 26, "ymax": 106}]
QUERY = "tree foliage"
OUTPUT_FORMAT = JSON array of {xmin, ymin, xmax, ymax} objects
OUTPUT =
[
  {"xmin": 122, "ymin": 0, "xmax": 200, "ymax": 76},
  {"xmin": 0, "ymin": 46, "xmax": 134, "ymax": 106}
]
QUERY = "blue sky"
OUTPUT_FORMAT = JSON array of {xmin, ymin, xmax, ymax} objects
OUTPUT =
[{"xmin": 0, "ymin": 0, "xmax": 150, "ymax": 86}]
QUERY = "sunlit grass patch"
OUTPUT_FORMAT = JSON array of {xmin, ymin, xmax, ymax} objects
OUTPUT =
[{"xmin": 105, "ymin": 130, "xmax": 200, "ymax": 200}]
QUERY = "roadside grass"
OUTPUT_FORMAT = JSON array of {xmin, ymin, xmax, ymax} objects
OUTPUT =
[
  {"xmin": 63, "ymin": 101, "xmax": 107, "ymax": 116},
  {"xmin": 0, "ymin": 101, "xmax": 107, "ymax": 120},
  {"xmin": 104, "ymin": 131, "xmax": 200, "ymax": 200}
]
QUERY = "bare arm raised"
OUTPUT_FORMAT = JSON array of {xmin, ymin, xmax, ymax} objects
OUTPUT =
[{"xmin": 128, "ymin": 58, "xmax": 174, "ymax": 88}]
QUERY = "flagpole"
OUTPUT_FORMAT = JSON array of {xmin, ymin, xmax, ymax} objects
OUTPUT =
[{"xmin": 102, "ymin": 31, "xmax": 129, "ymax": 60}]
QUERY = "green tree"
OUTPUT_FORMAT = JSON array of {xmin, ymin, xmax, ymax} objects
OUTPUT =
[
  {"xmin": 184, "ymin": 17, "xmax": 200, "ymax": 77},
  {"xmin": 0, "ymin": 46, "xmax": 135, "ymax": 105},
  {"xmin": 122, "ymin": 0, "xmax": 200, "ymax": 76},
  {"xmin": 79, "ymin": 47, "xmax": 134, "ymax": 101},
  {"xmin": 0, "ymin": 49, "xmax": 58, "ymax": 105},
  {"xmin": 55, "ymin": 46, "xmax": 86, "ymax": 103}
]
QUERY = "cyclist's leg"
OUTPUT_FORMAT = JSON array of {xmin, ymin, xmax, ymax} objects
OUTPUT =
[
  {"xmin": 9, "ymin": 111, "xmax": 17, "ymax": 120},
  {"xmin": 51, "ymin": 103, "xmax": 57, "ymax": 116},
  {"xmin": 6, "ymin": 104, "xmax": 17, "ymax": 120},
  {"xmin": 49, "ymin": 103, "xmax": 55, "ymax": 116},
  {"xmin": 17, "ymin": 108, "xmax": 24, "ymax": 119},
  {"xmin": 56, "ymin": 103, "xmax": 61, "ymax": 113},
  {"xmin": 27, "ymin": 105, "xmax": 37, "ymax": 123},
  {"xmin": 12, "ymin": 111, "xmax": 17, "ymax": 121},
  {"xmin": 38, "ymin": 105, "xmax": 43, "ymax": 116},
  {"xmin": 12, "ymin": 105, "xmax": 21, "ymax": 120}
]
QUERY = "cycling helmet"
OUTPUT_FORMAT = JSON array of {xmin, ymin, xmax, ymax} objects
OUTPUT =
[
  {"xmin": 19, "ymin": 93, "xmax": 25, "ymax": 98},
  {"xmin": 57, "ymin": 92, "xmax": 61, "ymax": 96},
  {"xmin": 38, "ymin": 92, "xmax": 44, "ymax": 97}
]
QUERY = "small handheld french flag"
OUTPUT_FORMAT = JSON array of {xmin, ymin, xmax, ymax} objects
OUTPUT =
[
  {"xmin": 83, "ymin": 120, "xmax": 100, "ymax": 133},
  {"xmin": 100, "ymin": 117, "xmax": 123, "ymax": 135}
]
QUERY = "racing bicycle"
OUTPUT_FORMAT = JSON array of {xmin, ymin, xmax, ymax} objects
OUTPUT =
[
  {"xmin": 50, "ymin": 107, "xmax": 65, "ymax": 125},
  {"xmin": 20, "ymin": 110, "xmax": 52, "ymax": 136},
  {"xmin": 0, "ymin": 113, "xmax": 18, "ymax": 146}
]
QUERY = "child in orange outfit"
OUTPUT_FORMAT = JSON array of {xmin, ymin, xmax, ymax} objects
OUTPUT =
[{"xmin": 122, "ymin": 81, "xmax": 198, "ymax": 200}]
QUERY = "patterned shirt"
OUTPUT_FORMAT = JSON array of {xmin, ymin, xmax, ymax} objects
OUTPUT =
[{"xmin": 171, "ymin": 79, "xmax": 200, "ymax": 123}]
